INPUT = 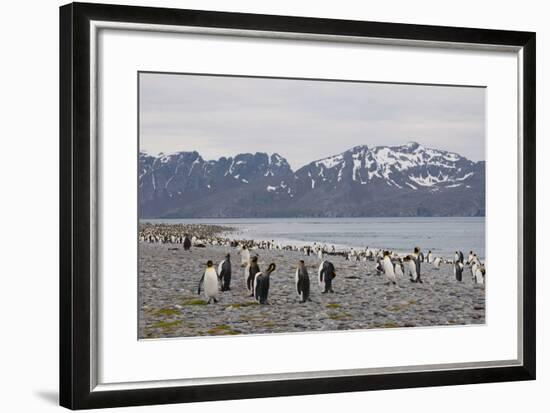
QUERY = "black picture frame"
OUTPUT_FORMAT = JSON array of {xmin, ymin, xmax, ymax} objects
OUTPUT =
[{"xmin": 60, "ymin": 2, "xmax": 536, "ymax": 410}]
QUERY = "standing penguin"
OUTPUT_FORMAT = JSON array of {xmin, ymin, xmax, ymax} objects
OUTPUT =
[
  {"xmin": 471, "ymin": 255, "xmax": 481, "ymax": 280},
  {"xmin": 382, "ymin": 251, "xmax": 397, "ymax": 285},
  {"xmin": 427, "ymin": 250, "xmax": 433, "ymax": 263},
  {"xmin": 453, "ymin": 261, "xmax": 464, "ymax": 282},
  {"xmin": 183, "ymin": 234, "xmax": 191, "ymax": 251},
  {"xmin": 245, "ymin": 256, "xmax": 260, "ymax": 296},
  {"xmin": 239, "ymin": 245, "xmax": 250, "ymax": 267},
  {"xmin": 404, "ymin": 255, "xmax": 419, "ymax": 283},
  {"xmin": 474, "ymin": 265, "xmax": 485, "ymax": 285},
  {"xmin": 295, "ymin": 260, "xmax": 311, "ymax": 303},
  {"xmin": 412, "ymin": 247, "xmax": 423, "ymax": 283},
  {"xmin": 254, "ymin": 263, "xmax": 277, "ymax": 304},
  {"xmin": 318, "ymin": 260, "xmax": 336, "ymax": 294},
  {"xmin": 375, "ymin": 256, "xmax": 384, "ymax": 275},
  {"xmin": 394, "ymin": 258, "xmax": 404, "ymax": 277},
  {"xmin": 453, "ymin": 250, "xmax": 465, "ymax": 282},
  {"xmin": 197, "ymin": 260, "xmax": 219, "ymax": 304},
  {"xmin": 218, "ymin": 253, "xmax": 232, "ymax": 291}
]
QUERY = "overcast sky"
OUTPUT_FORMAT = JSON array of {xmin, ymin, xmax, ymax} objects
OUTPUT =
[{"xmin": 139, "ymin": 72, "xmax": 485, "ymax": 170}]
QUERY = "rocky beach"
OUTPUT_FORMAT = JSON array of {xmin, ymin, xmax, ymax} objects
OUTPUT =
[{"xmin": 138, "ymin": 226, "xmax": 486, "ymax": 339}]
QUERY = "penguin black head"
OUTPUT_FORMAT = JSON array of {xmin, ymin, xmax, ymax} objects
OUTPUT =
[
  {"xmin": 414, "ymin": 247, "xmax": 420, "ymax": 254},
  {"xmin": 206, "ymin": 260, "xmax": 213, "ymax": 267},
  {"xmin": 299, "ymin": 260, "xmax": 305, "ymax": 266},
  {"xmin": 267, "ymin": 263, "xmax": 276, "ymax": 273},
  {"xmin": 383, "ymin": 250, "xmax": 391, "ymax": 257},
  {"xmin": 251, "ymin": 256, "xmax": 258, "ymax": 263},
  {"xmin": 225, "ymin": 253, "xmax": 230, "ymax": 259}
]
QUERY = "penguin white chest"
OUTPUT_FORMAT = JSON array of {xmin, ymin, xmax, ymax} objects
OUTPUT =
[
  {"xmin": 241, "ymin": 250, "xmax": 250, "ymax": 265},
  {"xmin": 395, "ymin": 263, "xmax": 404, "ymax": 277},
  {"xmin": 407, "ymin": 260, "xmax": 417, "ymax": 279},
  {"xmin": 203, "ymin": 268, "xmax": 219, "ymax": 298},
  {"xmin": 382, "ymin": 257, "xmax": 396, "ymax": 280},
  {"xmin": 318, "ymin": 261, "xmax": 326, "ymax": 288}
]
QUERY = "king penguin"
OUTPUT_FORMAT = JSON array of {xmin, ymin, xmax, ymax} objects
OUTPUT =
[
  {"xmin": 254, "ymin": 263, "xmax": 277, "ymax": 304},
  {"xmin": 471, "ymin": 254, "xmax": 481, "ymax": 280},
  {"xmin": 318, "ymin": 260, "xmax": 336, "ymax": 293},
  {"xmin": 183, "ymin": 234, "xmax": 191, "ymax": 251},
  {"xmin": 295, "ymin": 260, "xmax": 311, "ymax": 303},
  {"xmin": 382, "ymin": 251, "xmax": 397, "ymax": 285},
  {"xmin": 240, "ymin": 245, "xmax": 250, "ymax": 267},
  {"xmin": 412, "ymin": 247, "xmax": 423, "ymax": 283},
  {"xmin": 218, "ymin": 253, "xmax": 232, "ymax": 291},
  {"xmin": 245, "ymin": 256, "xmax": 260, "ymax": 296},
  {"xmin": 404, "ymin": 255, "xmax": 419, "ymax": 283},
  {"xmin": 467, "ymin": 251, "xmax": 475, "ymax": 265},
  {"xmin": 474, "ymin": 265, "xmax": 485, "ymax": 285},
  {"xmin": 375, "ymin": 256, "xmax": 384, "ymax": 275},
  {"xmin": 453, "ymin": 261, "xmax": 464, "ymax": 282},
  {"xmin": 453, "ymin": 250, "xmax": 464, "ymax": 282},
  {"xmin": 454, "ymin": 250, "xmax": 465, "ymax": 264},
  {"xmin": 197, "ymin": 260, "xmax": 219, "ymax": 304},
  {"xmin": 394, "ymin": 258, "xmax": 404, "ymax": 277}
]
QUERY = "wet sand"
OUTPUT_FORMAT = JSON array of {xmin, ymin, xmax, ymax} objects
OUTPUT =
[{"xmin": 139, "ymin": 243, "xmax": 485, "ymax": 339}]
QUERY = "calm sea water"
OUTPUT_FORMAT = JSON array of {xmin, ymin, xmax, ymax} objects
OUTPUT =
[{"xmin": 142, "ymin": 217, "xmax": 485, "ymax": 260}]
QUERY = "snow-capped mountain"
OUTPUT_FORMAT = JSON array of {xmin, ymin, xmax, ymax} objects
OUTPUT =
[{"xmin": 139, "ymin": 142, "xmax": 485, "ymax": 218}]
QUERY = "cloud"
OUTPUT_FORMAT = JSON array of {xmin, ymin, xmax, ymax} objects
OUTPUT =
[{"xmin": 139, "ymin": 73, "xmax": 485, "ymax": 169}]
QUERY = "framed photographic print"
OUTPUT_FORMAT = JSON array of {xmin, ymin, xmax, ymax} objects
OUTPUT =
[{"xmin": 59, "ymin": 2, "xmax": 536, "ymax": 410}]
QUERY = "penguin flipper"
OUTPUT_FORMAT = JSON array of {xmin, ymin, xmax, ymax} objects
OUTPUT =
[
  {"xmin": 295, "ymin": 269, "xmax": 301, "ymax": 295},
  {"xmin": 197, "ymin": 272, "xmax": 205, "ymax": 295}
]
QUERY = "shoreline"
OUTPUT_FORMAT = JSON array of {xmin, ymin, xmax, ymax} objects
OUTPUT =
[{"xmin": 139, "ymin": 222, "xmax": 485, "ymax": 263}]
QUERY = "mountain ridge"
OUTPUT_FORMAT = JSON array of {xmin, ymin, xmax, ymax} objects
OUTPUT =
[{"xmin": 139, "ymin": 142, "xmax": 485, "ymax": 218}]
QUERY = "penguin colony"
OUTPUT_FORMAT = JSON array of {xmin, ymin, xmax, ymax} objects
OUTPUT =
[{"xmin": 142, "ymin": 223, "xmax": 486, "ymax": 306}]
